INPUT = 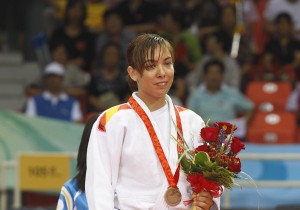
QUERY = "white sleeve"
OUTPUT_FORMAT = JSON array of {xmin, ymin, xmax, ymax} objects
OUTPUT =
[
  {"xmin": 264, "ymin": 0, "xmax": 276, "ymax": 21},
  {"xmin": 286, "ymin": 90, "xmax": 298, "ymax": 112},
  {"xmin": 71, "ymin": 100, "xmax": 83, "ymax": 122},
  {"xmin": 85, "ymin": 116, "xmax": 123, "ymax": 210},
  {"xmin": 211, "ymin": 197, "xmax": 220, "ymax": 210},
  {"xmin": 24, "ymin": 97, "xmax": 37, "ymax": 117}
]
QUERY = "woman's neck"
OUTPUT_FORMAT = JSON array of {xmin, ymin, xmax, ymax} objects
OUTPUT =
[{"xmin": 136, "ymin": 93, "xmax": 166, "ymax": 112}]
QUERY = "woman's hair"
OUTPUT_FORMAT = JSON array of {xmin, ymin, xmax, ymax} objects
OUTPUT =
[
  {"xmin": 126, "ymin": 33, "xmax": 174, "ymax": 91},
  {"xmin": 64, "ymin": 0, "xmax": 87, "ymax": 27},
  {"xmin": 75, "ymin": 113, "xmax": 99, "ymax": 192}
]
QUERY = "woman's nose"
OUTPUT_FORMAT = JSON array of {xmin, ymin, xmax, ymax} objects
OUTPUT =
[{"xmin": 157, "ymin": 65, "xmax": 166, "ymax": 76}]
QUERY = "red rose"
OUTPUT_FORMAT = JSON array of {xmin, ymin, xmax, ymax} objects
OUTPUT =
[
  {"xmin": 230, "ymin": 137, "xmax": 245, "ymax": 154},
  {"xmin": 228, "ymin": 157, "xmax": 241, "ymax": 173},
  {"xmin": 214, "ymin": 122, "xmax": 236, "ymax": 134},
  {"xmin": 195, "ymin": 144, "xmax": 209, "ymax": 152},
  {"xmin": 200, "ymin": 127, "xmax": 219, "ymax": 142}
]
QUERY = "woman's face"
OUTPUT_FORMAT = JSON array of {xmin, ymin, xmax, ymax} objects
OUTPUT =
[{"xmin": 128, "ymin": 47, "xmax": 174, "ymax": 103}]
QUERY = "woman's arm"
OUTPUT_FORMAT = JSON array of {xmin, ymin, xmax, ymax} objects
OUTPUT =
[{"xmin": 85, "ymin": 118, "xmax": 119, "ymax": 209}]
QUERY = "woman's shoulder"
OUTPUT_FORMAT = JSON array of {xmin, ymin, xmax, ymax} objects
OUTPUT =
[
  {"xmin": 176, "ymin": 105, "xmax": 203, "ymax": 122},
  {"xmin": 97, "ymin": 103, "xmax": 134, "ymax": 132}
]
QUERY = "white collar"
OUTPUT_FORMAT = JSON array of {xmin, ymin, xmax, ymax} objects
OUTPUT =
[{"xmin": 42, "ymin": 91, "xmax": 69, "ymax": 101}]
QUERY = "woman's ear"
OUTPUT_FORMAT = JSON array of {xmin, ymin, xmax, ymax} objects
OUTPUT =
[{"xmin": 127, "ymin": 66, "xmax": 138, "ymax": 82}]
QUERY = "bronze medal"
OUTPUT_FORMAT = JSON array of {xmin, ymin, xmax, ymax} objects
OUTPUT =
[{"xmin": 164, "ymin": 187, "xmax": 182, "ymax": 206}]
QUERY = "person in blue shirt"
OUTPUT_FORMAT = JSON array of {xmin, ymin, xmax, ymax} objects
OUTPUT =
[
  {"xmin": 25, "ymin": 62, "xmax": 83, "ymax": 123},
  {"xmin": 187, "ymin": 58, "xmax": 254, "ymax": 139},
  {"xmin": 56, "ymin": 113, "xmax": 99, "ymax": 210}
]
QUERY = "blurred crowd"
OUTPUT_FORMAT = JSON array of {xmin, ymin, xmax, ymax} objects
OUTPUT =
[{"xmin": 1, "ymin": 0, "xmax": 300, "ymax": 141}]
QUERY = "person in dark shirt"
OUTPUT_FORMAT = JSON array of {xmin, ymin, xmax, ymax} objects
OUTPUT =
[
  {"xmin": 264, "ymin": 12, "xmax": 300, "ymax": 67},
  {"xmin": 113, "ymin": 0, "xmax": 163, "ymax": 33},
  {"xmin": 88, "ymin": 42, "xmax": 130, "ymax": 112},
  {"xmin": 49, "ymin": 0, "xmax": 96, "ymax": 72}
]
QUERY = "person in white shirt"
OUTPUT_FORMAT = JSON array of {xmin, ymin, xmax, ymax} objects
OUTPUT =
[{"xmin": 85, "ymin": 33, "xmax": 220, "ymax": 210}]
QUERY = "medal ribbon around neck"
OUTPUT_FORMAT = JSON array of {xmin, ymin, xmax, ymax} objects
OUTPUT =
[{"xmin": 128, "ymin": 96, "xmax": 184, "ymax": 188}]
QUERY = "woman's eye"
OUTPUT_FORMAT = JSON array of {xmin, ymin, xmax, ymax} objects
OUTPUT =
[{"xmin": 145, "ymin": 64, "xmax": 156, "ymax": 70}]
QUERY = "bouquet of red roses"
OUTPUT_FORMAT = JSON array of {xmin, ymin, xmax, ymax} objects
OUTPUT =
[{"xmin": 177, "ymin": 122, "xmax": 245, "ymax": 205}]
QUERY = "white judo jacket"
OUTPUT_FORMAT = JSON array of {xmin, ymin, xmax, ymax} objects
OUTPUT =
[{"xmin": 85, "ymin": 93, "xmax": 220, "ymax": 210}]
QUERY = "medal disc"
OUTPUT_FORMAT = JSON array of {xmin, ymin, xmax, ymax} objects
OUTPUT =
[{"xmin": 164, "ymin": 187, "xmax": 182, "ymax": 206}]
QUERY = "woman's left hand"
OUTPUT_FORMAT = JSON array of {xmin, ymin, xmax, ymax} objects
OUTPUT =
[{"xmin": 192, "ymin": 191, "xmax": 214, "ymax": 210}]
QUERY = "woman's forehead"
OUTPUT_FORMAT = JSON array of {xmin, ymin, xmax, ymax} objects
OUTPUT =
[{"xmin": 145, "ymin": 46, "xmax": 171, "ymax": 61}]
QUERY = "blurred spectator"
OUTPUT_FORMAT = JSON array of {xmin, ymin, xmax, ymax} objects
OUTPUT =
[
  {"xmin": 102, "ymin": 0, "xmax": 123, "ymax": 7},
  {"xmin": 187, "ymin": 33, "xmax": 241, "ymax": 91},
  {"xmin": 44, "ymin": 0, "xmax": 107, "ymax": 35},
  {"xmin": 25, "ymin": 62, "xmax": 83, "ymax": 123},
  {"xmin": 264, "ymin": 0, "xmax": 300, "ymax": 40},
  {"xmin": 252, "ymin": 0, "xmax": 269, "ymax": 55},
  {"xmin": 187, "ymin": 59, "xmax": 254, "ymax": 139},
  {"xmin": 264, "ymin": 12, "xmax": 300, "ymax": 67},
  {"xmin": 95, "ymin": 7, "xmax": 136, "ymax": 68},
  {"xmin": 22, "ymin": 0, "xmax": 50, "ymax": 60},
  {"xmin": 281, "ymin": 50, "xmax": 300, "ymax": 84},
  {"xmin": 191, "ymin": 0, "xmax": 221, "ymax": 41},
  {"xmin": 113, "ymin": 0, "xmax": 163, "ymax": 33},
  {"xmin": 49, "ymin": 0, "xmax": 96, "ymax": 72},
  {"xmin": 243, "ymin": 0, "xmax": 260, "ymax": 36},
  {"xmin": 248, "ymin": 52, "xmax": 280, "ymax": 82},
  {"xmin": 160, "ymin": 7, "xmax": 202, "ymax": 76},
  {"xmin": 286, "ymin": 83, "xmax": 300, "ymax": 124},
  {"xmin": 87, "ymin": 42, "xmax": 130, "ymax": 113},
  {"xmin": 50, "ymin": 41, "xmax": 88, "ymax": 97},
  {"xmin": 84, "ymin": 0, "xmax": 107, "ymax": 34},
  {"xmin": 159, "ymin": 7, "xmax": 202, "ymax": 104},
  {"xmin": 216, "ymin": 4, "xmax": 254, "ymax": 67},
  {"xmin": 25, "ymin": 41, "xmax": 89, "ymax": 99}
]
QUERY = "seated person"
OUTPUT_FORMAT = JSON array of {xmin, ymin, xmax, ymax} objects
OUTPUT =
[
  {"xmin": 57, "ymin": 114, "xmax": 99, "ymax": 210},
  {"xmin": 24, "ymin": 62, "xmax": 83, "ymax": 123},
  {"xmin": 286, "ymin": 83, "xmax": 300, "ymax": 124},
  {"xmin": 87, "ymin": 42, "xmax": 130, "ymax": 113},
  {"xmin": 187, "ymin": 33, "xmax": 241, "ymax": 92},
  {"xmin": 187, "ymin": 59, "xmax": 254, "ymax": 139}
]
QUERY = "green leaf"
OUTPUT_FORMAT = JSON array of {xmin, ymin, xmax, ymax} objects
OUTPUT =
[
  {"xmin": 202, "ymin": 167, "xmax": 236, "ymax": 189},
  {"xmin": 193, "ymin": 151, "xmax": 211, "ymax": 167},
  {"xmin": 179, "ymin": 154, "xmax": 192, "ymax": 174}
]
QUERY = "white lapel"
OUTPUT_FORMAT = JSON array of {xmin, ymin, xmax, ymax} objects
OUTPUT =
[
  {"xmin": 132, "ymin": 93, "xmax": 171, "ymax": 161},
  {"xmin": 132, "ymin": 93, "xmax": 182, "ymax": 209},
  {"xmin": 165, "ymin": 95, "xmax": 180, "ymax": 175}
]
